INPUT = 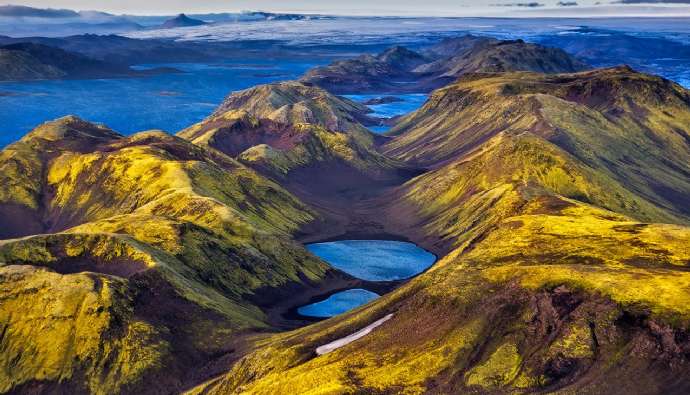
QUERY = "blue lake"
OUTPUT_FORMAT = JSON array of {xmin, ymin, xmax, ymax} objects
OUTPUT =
[
  {"xmin": 298, "ymin": 289, "xmax": 380, "ymax": 318},
  {"xmin": 0, "ymin": 59, "xmax": 326, "ymax": 148},
  {"xmin": 307, "ymin": 240, "xmax": 437, "ymax": 281},
  {"xmin": 346, "ymin": 94, "xmax": 428, "ymax": 134},
  {"xmin": 345, "ymin": 94, "xmax": 428, "ymax": 118}
]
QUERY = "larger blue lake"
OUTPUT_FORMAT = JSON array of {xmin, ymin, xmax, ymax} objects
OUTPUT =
[
  {"xmin": 298, "ymin": 240, "xmax": 436, "ymax": 318},
  {"xmin": 307, "ymin": 240, "xmax": 437, "ymax": 282}
]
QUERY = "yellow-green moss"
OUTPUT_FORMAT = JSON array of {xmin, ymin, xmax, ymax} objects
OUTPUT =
[{"xmin": 466, "ymin": 342, "xmax": 522, "ymax": 388}]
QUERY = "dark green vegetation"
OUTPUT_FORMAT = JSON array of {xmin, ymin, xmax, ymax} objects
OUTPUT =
[
  {"xmin": 2, "ymin": 35, "xmax": 690, "ymax": 394},
  {"xmin": 0, "ymin": 34, "xmax": 211, "ymax": 66},
  {"xmin": 301, "ymin": 36, "xmax": 589, "ymax": 94}
]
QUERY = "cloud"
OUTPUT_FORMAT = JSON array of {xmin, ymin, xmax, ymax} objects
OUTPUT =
[{"xmin": 0, "ymin": 5, "xmax": 78, "ymax": 18}]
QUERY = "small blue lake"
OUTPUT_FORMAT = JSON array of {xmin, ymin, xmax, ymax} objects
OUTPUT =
[
  {"xmin": 298, "ymin": 289, "xmax": 380, "ymax": 318},
  {"xmin": 307, "ymin": 240, "xmax": 437, "ymax": 281}
]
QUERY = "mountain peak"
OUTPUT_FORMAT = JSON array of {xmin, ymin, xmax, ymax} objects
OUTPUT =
[
  {"xmin": 377, "ymin": 46, "xmax": 427, "ymax": 69},
  {"xmin": 160, "ymin": 13, "xmax": 207, "ymax": 29},
  {"xmin": 21, "ymin": 115, "xmax": 122, "ymax": 151},
  {"xmin": 211, "ymin": 81, "xmax": 373, "ymax": 132}
]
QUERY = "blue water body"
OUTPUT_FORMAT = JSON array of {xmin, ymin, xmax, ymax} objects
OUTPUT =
[
  {"xmin": 345, "ymin": 94, "xmax": 428, "ymax": 134},
  {"xmin": 307, "ymin": 240, "xmax": 437, "ymax": 281},
  {"xmin": 346, "ymin": 94, "xmax": 428, "ymax": 118},
  {"xmin": 297, "ymin": 289, "xmax": 380, "ymax": 318},
  {"xmin": 0, "ymin": 59, "xmax": 325, "ymax": 148},
  {"xmin": 369, "ymin": 125, "xmax": 392, "ymax": 134}
]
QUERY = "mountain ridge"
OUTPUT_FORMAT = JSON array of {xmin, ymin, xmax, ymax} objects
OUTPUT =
[
  {"xmin": 301, "ymin": 35, "xmax": 590, "ymax": 94},
  {"xmin": 0, "ymin": 42, "xmax": 175, "ymax": 81}
]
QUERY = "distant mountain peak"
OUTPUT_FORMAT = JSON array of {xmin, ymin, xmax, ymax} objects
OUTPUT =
[{"xmin": 160, "ymin": 13, "xmax": 207, "ymax": 29}]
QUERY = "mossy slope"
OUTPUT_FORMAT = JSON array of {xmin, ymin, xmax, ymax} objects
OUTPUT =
[
  {"xmin": 178, "ymin": 81, "xmax": 411, "ymax": 195},
  {"xmin": 192, "ymin": 198, "xmax": 690, "ymax": 394},
  {"xmin": 0, "ymin": 117, "xmax": 332, "ymax": 393},
  {"xmin": 385, "ymin": 67, "xmax": 690, "ymax": 224}
]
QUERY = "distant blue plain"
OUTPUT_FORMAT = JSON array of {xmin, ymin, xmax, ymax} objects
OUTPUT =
[
  {"xmin": 307, "ymin": 240, "xmax": 437, "ymax": 281},
  {"xmin": 297, "ymin": 288, "xmax": 380, "ymax": 318}
]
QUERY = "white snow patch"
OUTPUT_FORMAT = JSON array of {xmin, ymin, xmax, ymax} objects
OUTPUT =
[{"xmin": 316, "ymin": 313, "xmax": 394, "ymax": 355}]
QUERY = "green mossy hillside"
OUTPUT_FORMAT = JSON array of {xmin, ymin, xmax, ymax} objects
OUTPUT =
[
  {"xmin": 188, "ymin": 68, "xmax": 690, "ymax": 395},
  {"xmin": 0, "ymin": 265, "xmax": 167, "ymax": 394},
  {"xmin": 208, "ymin": 81, "xmax": 374, "ymax": 132},
  {"xmin": 0, "ymin": 117, "xmax": 332, "ymax": 393},
  {"xmin": 384, "ymin": 67, "xmax": 690, "ymax": 223},
  {"xmin": 178, "ymin": 83, "xmax": 409, "ymax": 190},
  {"xmin": 194, "ymin": 193, "xmax": 690, "ymax": 395},
  {"xmin": 388, "ymin": 132, "xmax": 683, "ymax": 253}
]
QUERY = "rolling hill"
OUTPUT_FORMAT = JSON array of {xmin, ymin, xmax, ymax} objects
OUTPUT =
[
  {"xmin": 0, "ymin": 42, "xmax": 173, "ymax": 81},
  {"xmin": 2, "ymin": 44, "xmax": 690, "ymax": 394},
  {"xmin": 383, "ymin": 67, "xmax": 690, "ymax": 225}
]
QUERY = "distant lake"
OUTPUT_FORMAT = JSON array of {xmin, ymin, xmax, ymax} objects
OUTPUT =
[
  {"xmin": 307, "ymin": 240, "xmax": 437, "ymax": 281},
  {"xmin": 298, "ymin": 289, "xmax": 380, "ymax": 318},
  {"xmin": 0, "ymin": 59, "xmax": 326, "ymax": 148},
  {"xmin": 346, "ymin": 93, "xmax": 428, "ymax": 134}
]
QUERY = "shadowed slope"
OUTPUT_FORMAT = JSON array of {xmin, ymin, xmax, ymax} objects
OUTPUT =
[
  {"xmin": 415, "ymin": 38, "xmax": 589, "ymax": 85},
  {"xmin": 300, "ymin": 46, "xmax": 430, "ymax": 94},
  {"xmin": 193, "ymin": 198, "xmax": 690, "ymax": 394},
  {"xmin": 0, "ymin": 42, "xmax": 168, "ymax": 81}
]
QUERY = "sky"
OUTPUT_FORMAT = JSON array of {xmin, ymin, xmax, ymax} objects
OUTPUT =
[{"xmin": 6, "ymin": 0, "xmax": 690, "ymax": 16}]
